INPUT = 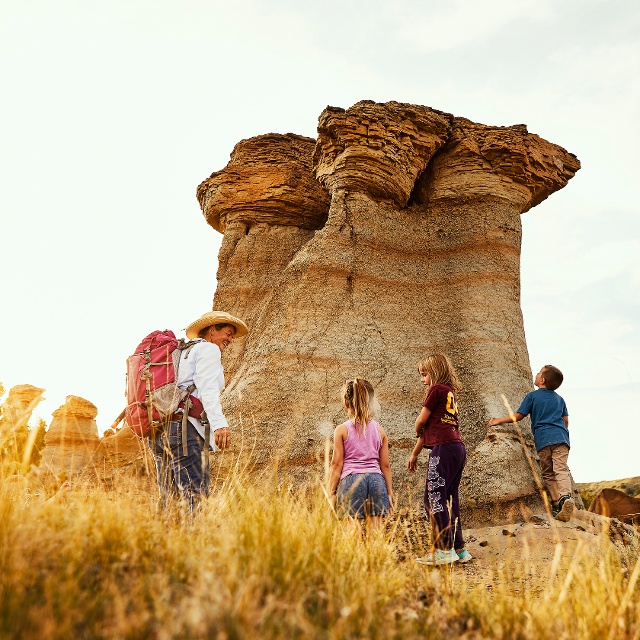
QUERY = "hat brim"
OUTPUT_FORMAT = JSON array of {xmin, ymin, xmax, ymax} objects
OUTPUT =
[{"xmin": 185, "ymin": 311, "xmax": 249, "ymax": 340}]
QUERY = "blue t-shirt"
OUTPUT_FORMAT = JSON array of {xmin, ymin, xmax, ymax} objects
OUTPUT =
[{"xmin": 517, "ymin": 388, "xmax": 569, "ymax": 452}]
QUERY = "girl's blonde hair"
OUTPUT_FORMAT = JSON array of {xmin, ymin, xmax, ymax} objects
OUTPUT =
[
  {"xmin": 417, "ymin": 354, "xmax": 461, "ymax": 394},
  {"xmin": 342, "ymin": 378, "xmax": 375, "ymax": 436}
]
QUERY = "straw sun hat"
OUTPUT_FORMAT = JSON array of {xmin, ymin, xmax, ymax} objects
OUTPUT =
[{"xmin": 185, "ymin": 311, "xmax": 249, "ymax": 340}]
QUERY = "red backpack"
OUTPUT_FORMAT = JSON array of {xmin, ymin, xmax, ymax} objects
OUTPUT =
[{"xmin": 122, "ymin": 330, "xmax": 205, "ymax": 438}]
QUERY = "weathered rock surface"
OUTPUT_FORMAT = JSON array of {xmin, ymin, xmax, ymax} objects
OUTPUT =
[
  {"xmin": 81, "ymin": 425, "xmax": 154, "ymax": 483},
  {"xmin": 197, "ymin": 100, "xmax": 580, "ymax": 523},
  {"xmin": 40, "ymin": 396, "xmax": 100, "ymax": 476},
  {"xmin": 588, "ymin": 488, "xmax": 640, "ymax": 524},
  {"xmin": 197, "ymin": 133, "xmax": 331, "ymax": 378},
  {"xmin": 314, "ymin": 102, "xmax": 451, "ymax": 206},
  {"xmin": 1, "ymin": 384, "xmax": 45, "ymax": 428}
]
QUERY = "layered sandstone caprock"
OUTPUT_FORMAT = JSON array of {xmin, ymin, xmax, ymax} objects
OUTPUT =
[
  {"xmin": 197, "ymin": 133, "xmax": 331, "ymax": 378},
  {"xmin": 0, "ymin": 385, "xmax": 45, "ymax": 471},
  {"xmin": 198, "ymin": 101, "xmax": 581, "ymax": 523},
  {"xmin": 314, "ymin": 101, "xmax": 451, "ymax": 206},
  {"xmin": 1, "ymin": 384, "xmax": 45, "ymax": 429},
  {"xmin": 40, "ymin": 396, "xmax": 100, "ymax": 476}
]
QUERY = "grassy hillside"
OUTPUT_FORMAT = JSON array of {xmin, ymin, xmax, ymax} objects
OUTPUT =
[
  {"xmin": 577, "ymin": 476, "xmax": 640, "ymax": 509},
  {"xmin": 1, "ymin": 470, "xmax": 639, "ymax": 639}
]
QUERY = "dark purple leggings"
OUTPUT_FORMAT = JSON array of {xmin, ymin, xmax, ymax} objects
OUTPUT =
[{"xmin": 424, "ymin": 442, "xmax": 466, "ymax": 550}]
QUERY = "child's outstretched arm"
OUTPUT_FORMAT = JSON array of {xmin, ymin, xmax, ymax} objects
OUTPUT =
[
  {"xmin": 487, "ymin": 413, "xmax": 525, "ymax": 427},
  {"xmin": 407, "ymin": 437, "xmax": 424, "ymax": 472},
  {"xmin": 328, "ymin": 424, "xmax": 347, "ymax": 507},
  {"xmin": 378, "ymin": 427, "xmax": 394, "ymax": 511}
]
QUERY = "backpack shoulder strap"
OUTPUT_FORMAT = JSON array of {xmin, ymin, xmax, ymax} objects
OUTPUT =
[
  {"xmin": 177, "ymin": 338, "xmax": 205, "ymax": 360},
  {"xmin": 174, "ymin": 338, "xmax": 204, "ymax": 456}
]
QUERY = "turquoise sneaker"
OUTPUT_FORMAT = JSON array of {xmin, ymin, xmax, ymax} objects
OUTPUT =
[
  {"xmin": 416, "ymin": 549, "xmax": 459, "ymax": 566},
  {"xmin": 456, "ymin": 548, "xmax": 472, "ymax": 563}
]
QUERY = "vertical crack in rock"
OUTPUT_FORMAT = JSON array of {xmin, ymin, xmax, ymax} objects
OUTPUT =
[{"xmin": 196, "ymin": 101, "xmax": 580, "ymax": 523}]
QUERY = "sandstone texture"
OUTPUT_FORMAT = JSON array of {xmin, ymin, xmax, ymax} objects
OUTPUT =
[
  {"xmin": 40, "ymin": 395, "xmax": 100, "ymax": 476},
  {"xmin": 588, "ymin": 488, "xmax": 640, "ymax": 525},
  {"xmin": 1, "ymin": 384, "xmax": 45, "ymax": 428},
  {"xmin": 85, "ymin": 425, "xmax": 153, "ymax": 482},
  {"xmin": 197, "ymin": 100, "xmax": 581, "ymax": 523},
  {"xmin": 197, "ymin": 133, "xmax": 331, "ymax": 379}
]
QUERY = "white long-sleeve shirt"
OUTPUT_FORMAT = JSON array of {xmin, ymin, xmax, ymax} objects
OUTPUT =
[{"xmin": 176, "ymin": 339, "xmax": 228, "ymax": 449}]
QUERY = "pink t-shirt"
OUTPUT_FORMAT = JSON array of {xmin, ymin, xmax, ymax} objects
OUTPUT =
[{"xmin": 340, "ymin": 419, "xmax": 383, "ymax": 479}]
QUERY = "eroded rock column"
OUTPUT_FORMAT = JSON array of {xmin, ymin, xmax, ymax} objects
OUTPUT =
[
  {"xmin": 198, "ymin": 100, "xmax": 581, "ymax": 522},
  {"xmin": 411, "ymin": 118, "xmax": 581, "ymax": 520},
  {"xmin": 40, "ymin": 396, "xmax": 100, "ymax": 476},
  {"xmin": 197, "ymin": 133, "xmax": 330, "ymax": 378},
  {"xmin": 221, "ymin": 102, "xmax": 453, "ymax": 462},
  {"xmin": 1, "ymin": 384, "xmax": 45, "ymax": 429}
]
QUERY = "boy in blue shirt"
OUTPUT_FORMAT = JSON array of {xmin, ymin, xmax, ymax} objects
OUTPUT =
[{"xmin": 487, "ymin": 365, "xmax": 574, "ymax": 522}]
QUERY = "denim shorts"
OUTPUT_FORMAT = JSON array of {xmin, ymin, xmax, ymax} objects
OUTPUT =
[{"xmin": 337, "ymin": 472, "xmax": 391, "ymax": 519}]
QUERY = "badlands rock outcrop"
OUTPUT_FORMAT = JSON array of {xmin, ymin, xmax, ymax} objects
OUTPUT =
[
  {"xmin": 39, "ymin": 396, "xmax": 100, "ymax": 476},
  {"xmin": 199, "ymin": 100, "xmax": 580, "ymax": 522},
  {"xmin": 197, "ymin": 133, "xmax": 330, "ymax": 379},
  {"xmin": 1, "ymin": 384, "xmax": 45, "ymax": 429},
  {"xmin": 85, "ymin": 425, "xmax": 154, "ymax": 482}
]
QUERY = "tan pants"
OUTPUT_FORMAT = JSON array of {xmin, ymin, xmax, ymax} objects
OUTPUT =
[{"xmin": 538, "ymin": 443, "xmax": 571, "ymax": 502}]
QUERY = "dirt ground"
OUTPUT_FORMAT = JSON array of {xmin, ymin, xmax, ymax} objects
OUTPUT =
[{"xmin": 394, "ymin": 506, "xmax": 637, "ymax": 588}]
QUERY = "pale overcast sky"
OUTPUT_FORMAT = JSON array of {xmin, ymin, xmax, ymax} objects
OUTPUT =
[{"xmin": 1, "ymin": 0, "xmax": 638, "ymax": 482}]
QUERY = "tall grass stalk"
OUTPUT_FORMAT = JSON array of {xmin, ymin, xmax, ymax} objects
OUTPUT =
[{"xmin": 0, "ymin": 473, "xmax": 639, "ymax": 639}]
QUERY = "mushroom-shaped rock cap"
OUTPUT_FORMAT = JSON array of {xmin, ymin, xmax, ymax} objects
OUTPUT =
[
  {"xmin": 52, "ymin": 395, "xmax": 98, "ymax": 420},
  {"xmin": 313, "ymin": 100, "xmax": 451, "ymax": 207},
  {"xmin": 47, "ymin": 396, "xmax": 99, "ymax": 444},
  {"xmin": 413, "ymin": 118, "xmax": 581, "ymax": 212},
  {"xmin": 4, "ymin": 384, "xmax": 45, "ymax": 410},
  {"xmin": 197, "ymin": 133, "xmax": 330, "ymax": 233}
]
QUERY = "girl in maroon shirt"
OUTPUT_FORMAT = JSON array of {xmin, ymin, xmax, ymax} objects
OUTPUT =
[{"xmin": 407, "ymin": 354, "xmax": 471, "ymax": 565}]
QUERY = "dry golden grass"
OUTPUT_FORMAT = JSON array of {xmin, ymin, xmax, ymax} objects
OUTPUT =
[
  {"xmin": 1, "ymin": 468, "xmax": 639, "ymax": 640},
  {"xmin": 1, "ymin": 385, "xmax": 639, "ymax": 638}
]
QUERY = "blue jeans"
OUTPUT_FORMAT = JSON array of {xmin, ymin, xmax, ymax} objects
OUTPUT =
[
  {"xmin": 337, "ymin": 472, "xmax": 391, "ymax": 519},
  {"xmin": 150, "ymin": 419, "xmax": 210, "ymax": 511}
]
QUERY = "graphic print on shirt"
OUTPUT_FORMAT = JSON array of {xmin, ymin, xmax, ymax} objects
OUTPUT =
[
  {"xmin": 441, "ymin": 391, "xmax": 458, "ymax": 428},
  {"xmin": 427, "ymin": 455, "xmax": 444, "ymax": 513}
]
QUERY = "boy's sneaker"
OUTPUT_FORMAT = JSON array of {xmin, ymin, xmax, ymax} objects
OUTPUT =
[
  {"xmin": 456, "ymin": 548, "xmax": 473, "ymax": 563},
  {"xmin": 416, "ymin": 549, "xmax": 459, "ymax": 566},
  {"xmin": 555, "ymin": 495, "xmax": 575, "ymax": 522}
]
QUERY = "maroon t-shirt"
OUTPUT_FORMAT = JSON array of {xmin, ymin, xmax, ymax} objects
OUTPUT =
[{"xmin": 422, "ymin": 384, "xmax": 463, "ymax": 447}]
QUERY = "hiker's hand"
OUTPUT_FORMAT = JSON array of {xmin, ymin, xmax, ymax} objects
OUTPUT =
[
  {"xmin": 214, "ymin": 427, "xmax": 231, "ymax": 450},
  {"xmin": 407, "ymin": 454, "xmax": 418, "ymax": 472},
  {"xmin": 487, "ymin": 418, "xmax": 499, "ymax": 428}
]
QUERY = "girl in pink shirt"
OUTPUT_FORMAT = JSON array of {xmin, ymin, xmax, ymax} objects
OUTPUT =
[{"xmin": 329, "ymin": 378, "xmax": 393, "ymax": 533}]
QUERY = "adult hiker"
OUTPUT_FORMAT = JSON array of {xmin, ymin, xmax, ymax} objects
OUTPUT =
[{"xmin": 150, "ymin": 310, "xmax": 248, "ymax": 510}]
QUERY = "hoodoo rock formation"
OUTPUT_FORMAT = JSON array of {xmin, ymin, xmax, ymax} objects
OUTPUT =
[
  {"xmin": 1, "ymin": 384, "xmax": 45, "ymax": 428},
  {"xmin": 197, "ymin": 101, "xmax": 581, "ymax": 523},
  {"xmin": 197, "ymin": 133, "xmax": 331, "ymax": 379},
  {"xmin": 40, "ymin": 396, "xmax": 100, "ymax": 476},
  {"xmin": 85, "ymin": 426, "xmax": 154, "ymax": 482}
]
